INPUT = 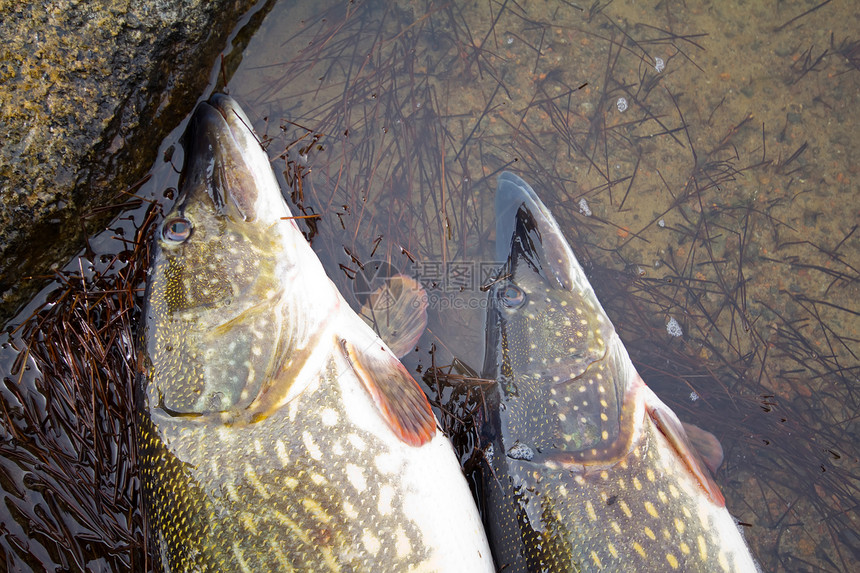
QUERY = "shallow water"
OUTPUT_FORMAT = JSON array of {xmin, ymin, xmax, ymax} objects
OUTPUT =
[{"xmin": 2, "ymin": 0, "xmax": 858, "ymax": 570}]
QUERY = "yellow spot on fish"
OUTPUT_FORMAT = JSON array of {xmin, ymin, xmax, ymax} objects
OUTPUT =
[
  {"xmin": 610, "ymin": 521, "xmax": 622, "ymax": 534},
  {"xmin": 302, "ymin": 431, "xmax": 322, "ymax": 460},
  {"xmin": 348, "ymin": 433, "xmax": 367, "ymax": 451},
  {"xmin": 618, "ymin": 499, "xmax": 632, "ymax": 518},
  {"xmin": 646, "ymin": 468, "xmax": 656, "ymax": 482},
  {"xmin": 240, "ymin": 511, "xmax": 259, "ymax": 536},
  {"xmin": 232, "ymin": 540, "xmax": 252, "ymax": 573},
  {"xmin": 378, "ymin": 485, "xmax": 395, "ymax": 515},
  {"xmin": 310, "ymin": 473, "xmax": 326, "ymax": 485},
  {"xmin": 658, "ymin": 490, "xmax": 668, "ymax": 504},
  {"xmin": 644, "ymin": 501, "xmax": 659, "ymax": 518},
  {"xmin": 601, "ymin": 430, "xmax": 609, "ymax": 440},
  {"xmin": 346, "ymin": 463, "xmax": 367, "ymax": 493},
  {"xmin": 666, "ymin": 553, "xmax": 679, "ymax": 569},
  {"xmin": 244, "ymin": 463, "xmax": 270, "ymax": 498},
  {"xmin": 719, "ymin": 551, "xmax": 730, "ymax": 571},
  {"xmin": 395, "ymin": 527, "xmax": 411, "ymax": 558},
  {"xmin": 586, "ymin": 500, "xmax": 597, "ymax": 522},
  {"xmin": 600, "ymin": 413, "xmax": 608, "ymax": 421},
  {"xmin": 362, "ymin": 531, "xmax": 381, "ymax": 556},
  {"xmin": 320, "ymin": 546, "xmax": 340, "ymax": 572},
  {"xmin": 669, "ymin": 484, "xmax": 680, "ymax": 498},
  {"xmin": 301, "ymin": 498, "xmax": 332, "ymax": 523},
  {"xmin": 680, "ymin": 542, "xmax": 691, "ymax": 555},
  {"xmin": 320, "ymin": 407, "xmax": 338, "ymax": 426},
  {"xmin": 225, "ymin": 482, "xmax": 240, "ymax": 503},
  {"xmin": 608, "ymin": 542, "xmax": 618, "ymax": 558},
  {"xmin": 633, "ymin": 477, "xmax": 642, "ymax": 490},
  {"xmin": 633, "ymin": 542, "xmax": 646, "ymax": 558},
  {"xmin": 272, "ymin": 509, "xmax": 312, "ymax": 545},
  {"xmin": 697, "ymin": 535, "xmax": 708, "ymax": 561},
  {"xmin": 590, "ymin": 550, "xmax": 602, "ymax": 568},
  {"xmin": 342, "ymin": 501, "xmax": 358, "ymax": 519},
  {"xmin": 599, "ymin": 471, "xmax": 608, "ymax": 480},
  {"xmin": 284, "ymin": 476, "xmax": 299, "ymax": 489},
  {"xmin": 644, "ymin": 526, "xmax": 656, "ymax": 540},
  {"xmin": 268, "ymin": 538, "xmax": 292, "ymax": 570}
]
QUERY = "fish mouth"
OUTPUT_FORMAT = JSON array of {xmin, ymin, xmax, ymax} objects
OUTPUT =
[
  {"xmin": 495, "ymin": 171, "xmax": 588, "ymax": 293},
  {"xmin": 178, "ymin": 93, "xmax": 281, "ymax": 224}
]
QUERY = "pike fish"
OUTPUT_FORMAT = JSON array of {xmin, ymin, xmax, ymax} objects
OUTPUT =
[
  {"xmin": 136, "ymin": 93, "xmax": 493, "ymax": 572},
  {"xmin": 478, "ymin": 172, "xmax": 758, "ymax": 572}
]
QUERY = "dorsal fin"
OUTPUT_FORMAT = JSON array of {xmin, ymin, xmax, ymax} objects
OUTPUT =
[
  {"xmin": 649, "ymin": 404, "xmax": 726, "ymax": 507},
  {"xmin": 340, "ymin": 339, "xmax": 436, "ymax": 446}
]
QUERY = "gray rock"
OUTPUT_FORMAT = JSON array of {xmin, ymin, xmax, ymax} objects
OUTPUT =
[{"xmin": 0, "ymin": 0, "xmax": 259, "ymax": 324}]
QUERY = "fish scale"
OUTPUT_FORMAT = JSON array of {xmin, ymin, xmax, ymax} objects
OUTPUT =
[
  {"xmin": 479, "ymin": 172, "xmax": 758, "ymax": 572},
  {"xmin": 140, "ymin": 358, "xmax": 430, "ymax": 571}
]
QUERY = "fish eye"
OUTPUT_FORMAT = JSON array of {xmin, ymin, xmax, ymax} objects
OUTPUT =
[
  {"xmin": 162, "ymin": 217, "xmax": 192, "ymax": 243},
  {"xmin": 500, "ymin": 284, "xmax": 526, "ymax": 308}
]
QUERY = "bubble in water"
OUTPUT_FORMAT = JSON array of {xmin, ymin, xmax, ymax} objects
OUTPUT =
[
  {"xmin": 655, "ymin": 57, "xmax": 665, "ymax": 73},
  {"xmin": 690, "ymin": 391, "xmax": 699, "ymax": 402},
  {"xmin": 666, "ymin": 317, "xmax": 683, "ymax": 337},
  {"xmin": 658, "ymin": 218, "xmax": 665, "ymax": 228},
  {"xmin": 578, "ymin": 197, "xmax": 592, "ymax": 216},
  {"xmin": 616, "ymin": 97, "xmax": 628, "ymax": 112},
  {"xmin": 507, "ymin": 442, "xmax": 534, "ymax": 461}
]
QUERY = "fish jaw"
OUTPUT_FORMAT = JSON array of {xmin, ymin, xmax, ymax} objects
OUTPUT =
[{"xmin": 480, "ymin": 172, "xmax": 758, "ymax": 571}]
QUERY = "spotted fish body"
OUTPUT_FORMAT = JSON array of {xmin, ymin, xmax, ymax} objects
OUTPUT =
[
  {"xmin": 137, "ymin": 94, "xmax": 493, "ymax": 572},
  {"xmin": 479, "ymin": 172, "xmax": 758, "ymax": 572}
]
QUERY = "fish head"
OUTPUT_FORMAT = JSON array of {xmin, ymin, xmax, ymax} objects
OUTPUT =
[
  {"xmin": 485, "ymin": 172, "xmax": 638, "ymax": 458},
  {"xmin": 142, "ymin": 94, "xmax": 336, "ymax": 421},
  {"xmin": 486, "ymin": 172, "xmax": 727, "ymax": 503}
]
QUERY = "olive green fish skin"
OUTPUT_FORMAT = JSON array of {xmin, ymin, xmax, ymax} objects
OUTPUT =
[
  {"xmin": 138, "ymin": 94, "xmax": 492, "ymax": 572},
  {"xmin": 140, "ymin": 359, "xmax": 431, "ymax": 571},
  {"xmin": 480, "ymin": 172, "xmax": 758, "ymax": 572}
]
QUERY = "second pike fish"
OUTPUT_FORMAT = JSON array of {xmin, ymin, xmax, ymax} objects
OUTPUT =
[
  {"xmin": 479, "ymin": 172, "xmax": 758, "ymax": 572},
  {"xmin": 136, "ymin": 94, "xmax": 493, "ymax": 571}
]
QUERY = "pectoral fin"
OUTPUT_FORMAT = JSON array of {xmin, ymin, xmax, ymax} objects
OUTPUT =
[
  {"xmin": 681, "ymin": 421, "xmax": 725, "ymax": 475},
  {"xmin": 649, "ymin": 403, "xmax": 726, "ymax": 507},
  {"xmin": 341, "ymin": 339, "xmax": 436, "ymax": 446},
  {"xmin": 359, "ymin": 274, "xmax": 428, "ymax": 358}
]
